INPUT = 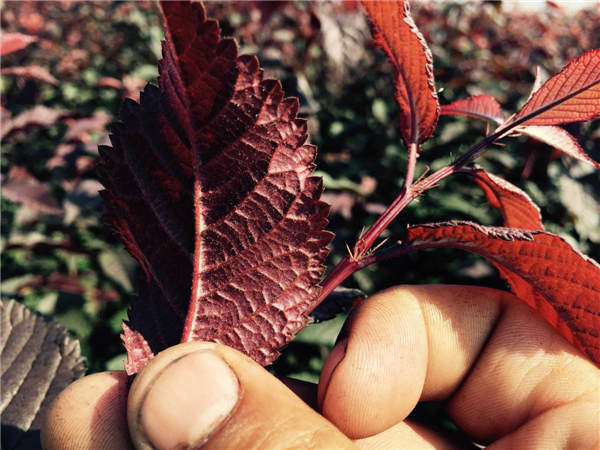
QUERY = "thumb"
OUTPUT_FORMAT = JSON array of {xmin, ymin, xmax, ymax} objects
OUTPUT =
[{"xmin": 129, "ymin": 342, "xmax": 355, "ymax": 449}]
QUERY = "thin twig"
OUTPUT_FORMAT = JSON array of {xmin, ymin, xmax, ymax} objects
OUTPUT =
[{"xmin": 313, "ymin": 111, "xmax": 543, "ymax": 311}]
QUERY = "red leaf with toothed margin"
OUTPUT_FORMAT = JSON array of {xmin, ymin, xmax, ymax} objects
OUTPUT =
[
  {"xmin": 440, "ymin": 94, "xmax": 505, "ymax": 125},
  {"xmin": 513, "ymin": 49, "xmax": 600, "ymax": 126},
  {"xmin": 361, "ymin": 0, "xmax": 439, "ymax": 148},
  {"xmin": 406, "ymin": 221, "xmax": 600, "ymax": 367},
  {"xmin": 99, "ymin": 1, "xmax": 332, "ymax": 374},
  {"xmin": 461, "ymin": 166, "xmax": 543, "ymax": 230}
]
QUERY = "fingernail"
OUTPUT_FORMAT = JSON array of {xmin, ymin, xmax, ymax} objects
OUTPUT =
[
  {"xmin": 317, "ymin": 337, "xmax": 348, "ymax": 410},
  {"xmin": 139, "ymin": 350, "xmax": 239, "ymax": 449}
]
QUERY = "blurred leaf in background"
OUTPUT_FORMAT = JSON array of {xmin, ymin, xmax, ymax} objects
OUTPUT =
[{"xmin": 1, "ymin": 1, "xmax": 161, "ymax": 372}]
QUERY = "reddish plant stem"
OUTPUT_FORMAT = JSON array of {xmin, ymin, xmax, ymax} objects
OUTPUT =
[
  {"xmin": 316, "ymin": 255, "xmax": 361, "ymax": 300},
  {"xmin": 315, "ymin": 242, "xmax": 428, "ymax": 305},
  {"xmin": 351, "ymin": 188, "xmax": 415, "ymax": 258},
  {"xmin": 404, "ymin": 142, "xmax": 419, "ymax": 192},
  {"xmin": 313, "ymin": 120, "xmax": 521, "ymax": 309},
  {"xmin": 353, "ymin": 142, "xmax": 419, "ymax": 258},
  {"xmin": 359, "ymin": 242, "xmax": 433, "ymax": 267},
  {"xmin": 313, "ymin": 75, "xmax": 598, "ymax": 310}
]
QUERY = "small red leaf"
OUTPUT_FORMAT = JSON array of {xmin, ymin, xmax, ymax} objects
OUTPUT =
[
  {"xmin": 0, "ymin": 65, "xmax": 58, "ymax": 85},
  {"xmin": 513, "ymin": 49, "xmax": 600, "ymax": 126},
  {"xmin": 361, "ymin": 0, "xmax": 439, "ymax": 147},
  {"xmin": 0, "ymin": 106, "xmax": 76, "ymax": 140},
  {"xmin": 0, "ymin": 33, "xmax": 37, "ymax": 56},
  {"xmin": 100, "ymin": 1, "xmax": 333, "ymax": 374},
  {"xmin": 518, "ymin": 125, "xmax": 600, "ymax": 169},
  {"xmin": 462, "ymin": 166, "xmax": 543, "ymax": 230},
  {"xmin": 440, "ymin": 94, "xmax": 505, "ymax": 125},
  {"xmin": 407, "ymin": 221, "xmax": 600, "ymax": 367},
  {"xmin": 121, "ymin": 323, "xmax": 154, "ymax": 375},
  {"xmin": 1, "ymin": 167, "xmax": 62, "ymax": 215},
  {"xmin": 98, "ymin": 77, "xmax": 123, "ymax": 90},
  {"xmin": 63, "ymin": 112, "xmax": 112, "ymax": 142}
]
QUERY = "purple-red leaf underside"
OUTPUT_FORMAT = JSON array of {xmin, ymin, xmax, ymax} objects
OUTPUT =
[
  {"xmin": 440, "ymin": 94, "xmax": 505, "ymax": 125},
  {"xmin": 99, "ymin": 0, "xmax": 332, "ymax": 374},
  {"xmin": 461, "ymin": 166, "xmax": 543, "ymax": 230},
  {"xmin": 513, "ymin": 49, "xmax": 600, "ymax": 126},
  {"xmin": 406, "ymin": 221, "xmax": 600, "ymax": 367},
  {"xmin": 361, "ymin": 0, "xmax": 439, "ymax": 147}
]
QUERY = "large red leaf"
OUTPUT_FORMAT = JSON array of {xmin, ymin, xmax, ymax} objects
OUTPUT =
[
  {"xmin": 361, "ymin": 0, "xmax": 439, "ymax": 147},
  {"xmin": 440, "ymin": 94, "xmax": 505, "ymax": 125},
  {"xmin": 461, "ymin": 167, "xmax": 543, "ymax": 230},
  {"xmin": 99, "ymin": 1, "xmax": 333, "ymax": 374},
  {"xmin": 513, "ymin": 49, "xmax": 600, "ymax": 126},
  {"xmin": 406, "ymin": 221, "xmax": 600, "ymax": 366}
]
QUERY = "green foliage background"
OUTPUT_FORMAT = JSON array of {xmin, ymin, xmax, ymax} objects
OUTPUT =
[{"xmin": 2, "ymin": 0, "xmax": 599, "ymax": 388}]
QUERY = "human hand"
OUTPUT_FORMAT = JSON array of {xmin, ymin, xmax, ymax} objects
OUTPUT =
[{"xmin": 41, "ymin": 285, "xmax": 599, "ymax": 449}]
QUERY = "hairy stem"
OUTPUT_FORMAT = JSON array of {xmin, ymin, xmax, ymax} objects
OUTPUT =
[
  {"xmin": 359, "ymin": 242, "xmax": 433, "ymax": 267},
  {"xmin": 352, "ymin": 142, "xmax": 419, "ymax": 258},
  {"xmin": 313, "ymin": 115, "xmax": 532, "ymax": 310}
]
